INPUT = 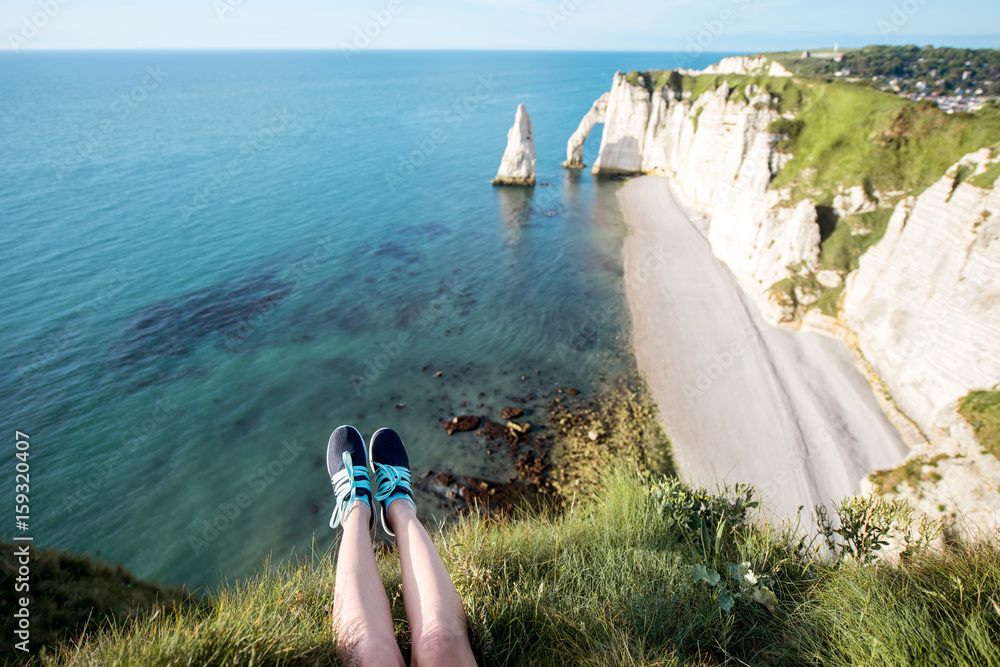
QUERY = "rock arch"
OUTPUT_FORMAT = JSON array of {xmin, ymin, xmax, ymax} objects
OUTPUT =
[{"xmin": 562, "ymin": 92, "xmax": 610, "ymax": 169}]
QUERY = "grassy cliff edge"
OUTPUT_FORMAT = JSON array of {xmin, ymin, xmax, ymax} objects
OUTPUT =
[{"xmin": 8, "ymin": 467, "xmax": 999, "ymax": 666}]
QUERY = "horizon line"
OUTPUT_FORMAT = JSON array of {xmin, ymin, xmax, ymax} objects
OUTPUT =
[{"xmin": 3, "ymin": 43, "xmax": 995, "ymax": 54}]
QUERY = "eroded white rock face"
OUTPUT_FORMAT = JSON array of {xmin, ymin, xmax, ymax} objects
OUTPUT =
[
  {"xmin": 684, "ymin": 55, "xmax": 792, "ymax": 77},
  {"xmin": 564, "ymin": 92, "xmax": 609, "ymax": 168},
  {"xmin": 592, "ymin": 73, "xmax": 650, "ymax": 175},
  {"xmin": 844, "ymin": 157, "xmax": 1000, "ymax": 434},
  {"xmin": 640, "ymin": 80, "xmax": 820, "ymax": 311},
  {"xmin": 816, "ymin": 270, "xmax": 843, "ymax": 288},
  {"xmin": 833, "ymin": 185, "xmax": 877, "ymax": 219},
  {"xmin": 561, "ymin": 71, "xmax": 820, "ymax": 313},
  {"xmin": 493, "ymin": 103, "xmax": 536, "ymax": 186},
  {"xmin": 861, "ymin": 404, "xmax": 1000, "ymax": 540}
]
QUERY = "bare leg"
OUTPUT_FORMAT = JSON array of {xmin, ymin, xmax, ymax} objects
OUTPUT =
[
  {"xmin": 332, "ymin": 501, "xmax": 405, "ymax": 667},
  {"xmin": 388, "ymin": 501, "xmax": 477, "ymax": 667}
]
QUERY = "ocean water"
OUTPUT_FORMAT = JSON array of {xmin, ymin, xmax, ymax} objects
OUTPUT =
[{"xmin": 0, "ymin": 50, "xmax": 725, "ymax": 589}]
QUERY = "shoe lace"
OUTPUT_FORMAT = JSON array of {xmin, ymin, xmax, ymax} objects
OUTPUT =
[
  {"xmin": 330, "ymin": 450, "xmax": 371, "ymax": 529},
  {"xmin": 373, "ymin": 462, "xmax": 412, "ymax": 502}
]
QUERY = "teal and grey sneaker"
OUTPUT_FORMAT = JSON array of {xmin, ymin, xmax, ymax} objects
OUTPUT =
[
  {"xmin": 326, "ymin": 425, "xmax": 374, "ymax": 531},
  {"xmin": 370, "ymin": 427, "xmax": 415, "ymax": 537}
]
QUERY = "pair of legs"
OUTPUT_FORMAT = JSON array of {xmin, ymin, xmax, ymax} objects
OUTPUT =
[{"xmin": 329, "ymin": 427, "xmax": 476, "ymax": 667}]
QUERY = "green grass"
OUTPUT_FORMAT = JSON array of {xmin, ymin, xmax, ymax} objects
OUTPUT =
[
  {"xmin": 0, "ymin": 543, "xmax": 190, "ymax": 664},
  {"xmin": 959, "ymin": 389, "xmax": 1000, "ymax": 459},
  {"xmin": 644, "ymin": 70, "xmax": 1000, "ymax": 205},
  {"xmin": 870, "ymin": 454, "xmax": 950, "ymax": 494},
  {"xmin": 622, "ymin": 70, "xmax": 683, "ymax": 94},
  {"xmin": 970, "ymin": 157, "xmax": 1000, "ymax": 189},
  {"xmin": 810, "ymin": 282, "xmax": 845, "ymax": 318},
  {"xmin": 817, "ymin": 207, "xmax": 894, "ymax": 273},
  {"xmin": 28, "ymin": 553, "xmax": 341, "ymax": 667},
  {"xmin": 745, "ymin": 74, "xmax": 1000, "ymax": 319},
  {"xmin": 795, "ymin": 540, "xmax": 1000, "ymax": 666},
  {"xmin": 767, "ymin": 82, "xmax": 1000, "ymax": 201},
  {"xmin": 19, "ymin": 469, "xmax": 1000, "ymax": 666}
]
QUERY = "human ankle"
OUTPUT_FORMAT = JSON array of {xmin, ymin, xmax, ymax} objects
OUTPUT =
[
  {"xmin": 346, "ymin": 499, "xmax": 371, "ymax": 525},
  {"xmin": 386, "ymin": 497, "xmax": 415, "ymax": 526}
]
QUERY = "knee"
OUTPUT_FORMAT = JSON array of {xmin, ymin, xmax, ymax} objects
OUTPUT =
[
  {"xmin": 339, "ymin": 639, "xmax": 405, "ymax": 667},
  {"xmin": 412, "ymin": 623, "xmax": 473, "ymax": 667}
]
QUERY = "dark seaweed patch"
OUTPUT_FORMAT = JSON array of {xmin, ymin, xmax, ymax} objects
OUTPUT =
[
  {"xmin": 374, "ymin": 242, "xmax": 421, "ymax": 263},
  {"xmin": 110, "ymin": 273, "xmax": 294, "ymax": 366},
  {"xmin": 400, "ymin": 222, "xmax": 451, "ymax": 239}
]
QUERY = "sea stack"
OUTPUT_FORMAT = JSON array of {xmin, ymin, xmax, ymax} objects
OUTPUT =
[{"xmin": 492, "ymin": 104, "xmax": 536, "ymax": 186}]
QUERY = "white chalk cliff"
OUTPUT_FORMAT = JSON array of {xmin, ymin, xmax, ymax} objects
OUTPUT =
[
  {"xmin": 563, "ymin": 92, "xmax": 609, "ymax": 168},
  {"xmin": 584, "ymin": 72, "xmax": 819, "ymax": 314},
  {"xmin": 844, "ymin": 153, "xmax": 1000, "ymax": 435},
  {"xmin": 592, "ymin": 74, "xmax": 651, "ymax": 176},
  {"xmin": 682, "ymin": 55, "xmax": 792, "ymax": 78},
  {"xmin": 861, "ymin": 404, "xmax": 1000, "ymax": 540},
  {"xmin": 844, "ymin": 156, "xmax": 1000, "ymax": 536},
  {"xmin": 493, "ymin": 103, "xmax": 536, "ymax": 186},
  {"xmin": 569, "ymin": 60, "xmax": 1000, "ymax": 530}
]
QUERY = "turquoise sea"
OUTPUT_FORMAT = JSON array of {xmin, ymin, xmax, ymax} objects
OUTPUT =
[{"xmin": 0, "ymin": 50, "xmax": 724, "ymax": 588}]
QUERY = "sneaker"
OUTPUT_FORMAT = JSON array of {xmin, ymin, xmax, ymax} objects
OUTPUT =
[
  {"xmin": 369, "ymin": 427, "xmax": 415, "ymax": 537},
  {"xmin": 326, "ymin": 425, "xmax": 374, "ymax": 531}
]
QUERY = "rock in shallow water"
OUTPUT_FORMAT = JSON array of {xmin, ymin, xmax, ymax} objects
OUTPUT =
[
  {"xmin": 500, "ymin": 406, "xmax": 523, "ymax": 420},
  {"xmin": 443, "ymin": 415, "xmax": 481, "ymax": 435}
]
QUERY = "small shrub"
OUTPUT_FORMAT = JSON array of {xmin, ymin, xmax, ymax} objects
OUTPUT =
[
  {"xmin": 769, "ymin": 117, "xmax": 805, "ymax": 152},
  {"xmin": 814, "ymin": 493, "xmax": 941, "ymax": 564}
]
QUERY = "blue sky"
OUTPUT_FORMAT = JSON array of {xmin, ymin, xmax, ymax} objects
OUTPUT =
[{"xmin": 2, "ymin": 0, "xmax": 998, "ymax": 51}]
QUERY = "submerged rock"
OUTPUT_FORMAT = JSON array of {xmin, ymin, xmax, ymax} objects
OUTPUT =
[
  {"xmin": 416, "ymin": 469, "xmax": 536, "ymax": 515},
  {"xmin": 500, "ymin": 406, "xmax": 523, "ymax": 420},
  {"xmin": 443, "ymin": 415, "xmax": 481, "ymax": 435},
  {"xmin": 507, "ymin": 420, "xmax": 531, "ymax": 435},
  {"xmin": 492, "ymin": 104, "xmax": 536, "ymax": 187}
]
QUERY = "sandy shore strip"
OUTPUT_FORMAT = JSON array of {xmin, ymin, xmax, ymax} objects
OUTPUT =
[{"xmin": 619, "ymin": 175, "xmax": 908, "ymax": 521}]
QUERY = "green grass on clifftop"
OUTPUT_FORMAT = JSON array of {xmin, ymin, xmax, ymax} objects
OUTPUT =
[
  {"xmin": 626, "ymin": 67, "xmax": 1000, "ymax": 205},
  {"xmin": 19, "ymin": 470, "xmax": 1000, "ymax": 667},
  {"xmin": 767, "ymin": 83, "xmax": 1000, "ymax": 200},
  {"xmin": 0, "ymin": 543, "xmax": 190, "ymax": 664},
  {"xmin": 959, "ymin": 389, "xmax": 1000, "ymax": 459}
]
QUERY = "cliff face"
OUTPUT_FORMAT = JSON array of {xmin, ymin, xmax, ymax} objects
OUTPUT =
[
  {"xmin": 573, "ymin": 66, "xmax": 1000, "ymax": 527},
  {"xmin": 844, "ymin": 154, "xmax": 1000, "ymax": 434},
  {"xmin": 592, "ymin": 73, "xmax": 651, "ymax": 176},
  {"xmin": 589, "ymin": 75, "xmax": 819, "ymax": 312},
  {"xmin": 578, "ymin": 73, "xmax": 998, "ymax": 431},
  {"xmin": 862, "ymin": 403, "xmax": 1000, "ymax": 539},
  {"xmin": 682, "ymin": 55, "xmax": 793, "ymax": 78}
]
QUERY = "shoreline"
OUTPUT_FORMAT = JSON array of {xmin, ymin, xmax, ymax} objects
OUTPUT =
[{"xmin": 618, "ymin": 175, "xmax": 908, "ymax": 520}]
